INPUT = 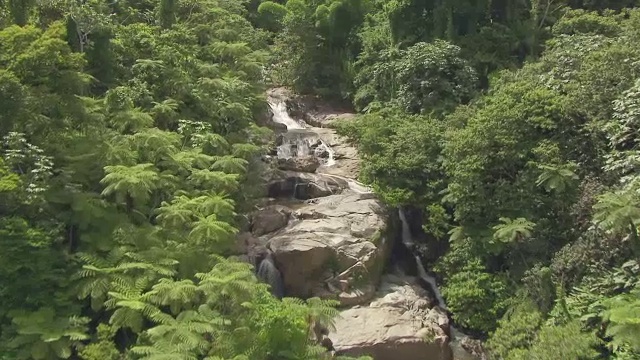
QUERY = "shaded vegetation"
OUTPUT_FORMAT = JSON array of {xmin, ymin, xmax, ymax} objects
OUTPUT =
[{"xmin": 4, "ymin": 0, "xmax": 640, "ymax": 359}]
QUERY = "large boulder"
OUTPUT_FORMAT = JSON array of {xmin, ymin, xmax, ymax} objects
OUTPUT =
[
  {"xmin": 266, "ymin": 170, "xmax": 348, "ymax": 200},
  {"xmin": 277, "ymin": 156, "xmax": 321, "ymax": 173},
  {"xmin": 330, "ymin": 274, "xmax": 453, "ymax": 360},
  {"xmin": 267, "ymin": 191, "xmax": 389, "ymax": 303},
  {"xmin": 250, "ymin": 205, "xmax": 291, "ymax": 236}
]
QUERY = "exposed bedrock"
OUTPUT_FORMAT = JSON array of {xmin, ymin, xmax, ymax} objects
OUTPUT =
[
  {"xmin": 243, "ymin": 189, "xmax": 390, "ymax": 305},
  {"xmin": 266, "ymin": 170, "xmax": 348, "ymax": 200},
  {"xmin": 269, "ymin": 191, "xmax": 389, "ymax": 304},
  {"xmin": 236, "ymin": 88, "xmax": 485, "ymax": 360},
  {"xmin": 330, "ymin": 274, "xmax": 452, "ymax": 360}
]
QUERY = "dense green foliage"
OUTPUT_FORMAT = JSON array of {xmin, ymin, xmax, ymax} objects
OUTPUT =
[
  {"xmin": 0, "ymin": 0, "xmax": 370, "ymax": 359},
  {"xmin": 6, "ymin": 0, "xmax": 640, "ymax": 358},
  {"xmin": 255, "ymin": 0, "xmax": 640, "ymax": 359}
]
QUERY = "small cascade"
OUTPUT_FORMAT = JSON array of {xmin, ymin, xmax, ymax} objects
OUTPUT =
[
  {"xmin": 323, "ymin": 146, "xmax": 336, "ymax": 166},
  {"xmin": 270, "ymin": 99, "xmax": 305, "ymax": 129},
  {"xmin": 256, "ymin": 252, "xmax": 285, "ymax": 299},
  {"xmin": 321, "ymin": 173, "xmax": 373, "ymax": 194},
  {"xmin": 277, "ymin": 130, "xmax": 320, "ymax": 159},
  {"xmin": 398, "ymin": 208, "xmax": 447, "ymax": 309},
  {"xmin": 399, "ymin": 209, "xmax": 415, "ymax": 248},
  {"xmin": 415, "ymin": 255, "xmax": 447, "ymax": 309},
  {"xmin": 268, "ymin": 99, "xmax": 336, "ymax": 166},
  {"xmin": 398, "ymin": 207, "xmax": 482, "ymax": 356}
]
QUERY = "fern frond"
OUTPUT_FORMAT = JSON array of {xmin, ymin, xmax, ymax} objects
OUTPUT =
[
  {"xmin": 210, "ymin": 155, "xmax": 247, "ymax": 174},
  {"xmin": 231, "ymin": 143, "xmax": 261, "ymax": 159},
  {"xmin": 188, "ymin": 169, "xmax": 239, "ymax": 191},
  {"xmin": 101, "ymin": 163, "xmax": 161, "ymax": 203},
  {"xmin": 188, "ymin": 215, "xmax": 238, "ymax": 246}
]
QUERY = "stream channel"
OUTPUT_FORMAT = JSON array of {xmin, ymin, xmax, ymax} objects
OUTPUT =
[{"xmin": 265, "ymin": 94, "xmax": 476, "ymax": 359}]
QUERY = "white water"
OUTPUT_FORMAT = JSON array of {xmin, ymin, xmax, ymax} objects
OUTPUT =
[
  {"xmin": 267, "ymin": 100, "xmax": 369, "ymax": 193},
  {"xmin": 268, "ymin": 99, "xmax": 336, "ymax": 166},
  {"xmin": 320, "ymin": 173, "xmax": 373, "ymax": 194},
  {"xmin": 399, "ymin": 209, "xmax": 448, "ymax": 309},
  {"xmin": 323, "ymin": 147, "xmax": 336, "ymax": 166},
  {"xmin": 269, "ymin": 100, "xmax": 305, "ymax": 129},
  {"xmin": 398, "ymin": 209, "xmax": 477, "ymax": 353},
  {"xmin": 277, "ymin": 132, "xmax": 312, "ymax": 159}
]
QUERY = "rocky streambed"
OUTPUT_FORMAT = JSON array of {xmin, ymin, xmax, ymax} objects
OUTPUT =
[{"xmin": 235, "ymin": 88, "xmax": 484, "ymax": 360}]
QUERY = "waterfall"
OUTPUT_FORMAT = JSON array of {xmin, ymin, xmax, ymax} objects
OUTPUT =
[
  {"xmin": 269, "ymin": 99, "xmax": 305, "ymax": 130},
  {"xmin": 398, "ymin": 208, "xmax": 447, "ymax": 309},
  {"xmin": 277, "ymin": 132, "xmax": 313, "ymax": 159},
  {"xmin": 268, "ymin": 98, "xmax": 336, "ymax": 166},
  {"xmin": 256, "ymin": 253, "xmax": 285, "ymax": 299},
  {"xmin": 320, "ymin": 173, "xmax": 373, "ymax": 194}
]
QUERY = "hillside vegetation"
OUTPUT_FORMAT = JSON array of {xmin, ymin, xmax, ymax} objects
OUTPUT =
[
  {"xmin": 2, "ymin": 0, "xmax": 640, "ymax": 359},
  {"xmin": 0, "ymin": 0, "xmax": 360, "ymax": 359},
  {"xmin": 260, "ymin": 0, "xmax": 640, "ymax": 359}
]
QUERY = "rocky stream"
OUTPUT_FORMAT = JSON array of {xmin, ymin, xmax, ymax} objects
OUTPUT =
[{"xmin": 235, "ymin": 88, "xmax": 485, "ymax": 360}]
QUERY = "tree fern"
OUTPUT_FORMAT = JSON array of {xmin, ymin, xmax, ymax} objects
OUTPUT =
[
  {"xmin": 6, "ymin": 308, "xmax": 89, "ymax": 360},
  {"xmin": 151, "ymin": 98, "xmax": 179, "ymax": 116},
  {"xmin": 196, "ymin": 193, "xmax": 236, "ymax": 220},
  {"xmin": 132, "ymin": 59, "xmax": 166, "ymax": 74},
  {"xmin": 104, "ymin": 134, "xmax": 138, "ymax": 166},
  {"xmin": 210, "ymin": 41, "xmax": 252, "ymax": 62},
  {"xmin": 74, "ymin": 250, "xmax": 127, "ymax": 310},
  {"xmin": 492, "ymin": 217, "xmax": 536, "ymax": 244},
  {"xmin": 594, "ymin": 190, "xmax": 640, "ymax": 254},
  {"xmin": 231, "ymin": 143, "xmax": 261, "ymax": 159},
  {"xmin": 131, "ymin": 128, "xmax": 181, "ymax": 164},
  {"xmin": 302, "ymin": 297, "xmax": 341, "ymax": 332},
  {"xmin": 199, "ymin": 133, "xmax": 230, "ymax": 154},
  {"xmin": 156, "ymin": 195, "xmax": 197, "ymax": 229},
  {"xmin": 188, "ymin": 169, "xmax": 239, "ymax": 191},
  {"xmin": 535, "ymin": 163, "xmax": 579, "ymax": 193},
  {"xmin": 602, "ymin": 283, "xmax": 640, "ymax": 352},
  {"xmin": 101, "ymin": 163, "xmax": 162, "ymax": 205},
  {"xmin": 106, "ymin": 278, "xmax": 164, "ymax": 333},
  {"xmin": 188, "ymin": 215, "xmax": 238, "ymax": 246},
  {"xmin": 168, "ymin": 150, "xmax": 215, "ymax": 173},
  {"xmin": 594, "ymin": 190, "xmax": 640, "ymax": 236},
  {"xmin": 144, "ymin": 278, "xmax": 200, "ymax": 315},
  {"xmin": 141, "ymin": 310, "xmax": 217, "ymax": 355},
  {"xmin": 109, "ymin": 108, "xmax": 155, "ymax": 134},
  {"xmin": 210, "ymin": 155, "xmax": 248, "ymax": 174}
]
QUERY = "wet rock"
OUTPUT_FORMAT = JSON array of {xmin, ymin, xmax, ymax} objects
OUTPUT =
[
  {"xmin": 338, "ymin": 284, "xmax": 377, "ymax": 307},
  {"xmin": 330, "ymin": 275, "xmax": 453, "ymax": 360},
  {"xmin": 259, "ymin": 109, "xmax": 287, "ymax": 132},
  {"xmin": 313, "ymin": 127, "xmax": 360, "ymax": 179},
  {"xmin": 426, "ymin": 307, "xmax": 451, "ymax": 337},
  {"xmin": 314, "ymin": 147, "xmax": 330, "ymax": 158},
  {"xmin": 448, "ymin": 332, "xmax": 486, "ymax": 360},
  {"xmin": 304, "ymin": 184, "xmax": 330, "ymax": 198},
  {"xmin": 277, "ymin": 156, "xmax": 321, "ymax": 173},
  {"xmin": 233, "ymin": 232, "xmax": 268, "ymax": 267},
  {"xmin": 250, "ymin": 205, "xmax": 291, "ymax": 236},
  {"xmin": 266, "ymin": 171, "xmax": 347, "ymax": 200}
]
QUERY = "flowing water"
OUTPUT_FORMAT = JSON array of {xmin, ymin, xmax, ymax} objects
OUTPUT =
[
  {"xmin": 398, "ymin": 209, "xmax": 447, "ymax": 309},
  {"xmin": 320, "ymin": 173, "xmax": 373, "ymax": 195},
  {"xmin": 269, "ymin": 99, "xmax": 336, "ymax": 165},
  {"xmin": 267, "ymin": 95, "xmax": 480, "ymax": 358},
  {"xmin": 398, "ymin": 208, "xmax": 481, "ymax": 359},
  {"xmin": 268, "ymin": 98, "xmax": 369, "ymax": 193},
  {"xmin": 270, "ymin": 100, "xmax": 305, "ymax": 129}
]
